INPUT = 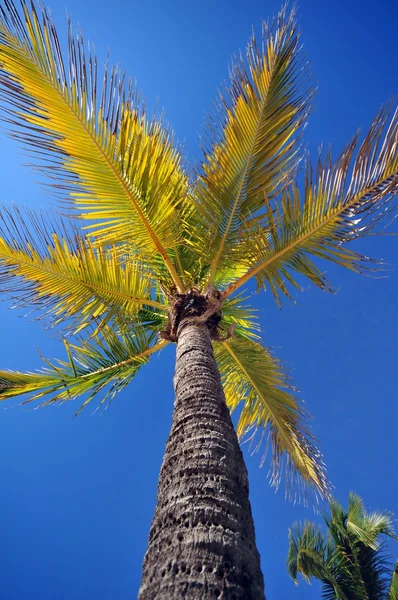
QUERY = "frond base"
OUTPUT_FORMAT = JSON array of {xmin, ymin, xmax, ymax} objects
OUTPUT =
[{"xmin": 159, "ymin": 288, "xmax": 228, "ymax": 342}]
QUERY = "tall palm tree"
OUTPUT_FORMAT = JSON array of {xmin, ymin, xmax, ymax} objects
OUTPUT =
[
  {"xmin": 0, "ymin": 1, "xmax": 396, "ymax": 597},
  {"xmin": 287, "ymin": 493, "xmax": 398, "ymax": 600}
]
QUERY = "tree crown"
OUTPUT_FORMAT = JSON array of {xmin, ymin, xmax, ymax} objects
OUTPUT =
[{"xmin": 0, "ymin": 1, "xmax": 397, "ymax": 503}]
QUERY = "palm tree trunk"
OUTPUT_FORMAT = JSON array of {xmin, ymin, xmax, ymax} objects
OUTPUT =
[{"xmin": 139, "ymin": 322, "xmax": 265, "ymax": 599}]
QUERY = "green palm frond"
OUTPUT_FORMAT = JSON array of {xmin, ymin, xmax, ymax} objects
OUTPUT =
[
  {"xmin": 190, "ymin": 5, "xmax": 310, "ymax": 287},
  {"xmin": 346, "ymin": 492, "xmax": 396, "ymax": 550},
  {"xmin": 219, "ymin": 293, "xmax": 260, "ymax": 339},
  {"xmin": 288, "ymin": 521, "xmax": 351, "ymax": 600},
  {"xmin": 389, "ymin": 561, "xmax": 398, "ymax": 600},
  {"xmin": 0, "ymin": 206, "xmax": 166, "ymax": 331},
  {"xmin": 288, "ymin": 494, "xmax": 398, "ymax": 600},
  {"xmin": 0, "ymin": 327, "xmax": 167, "ymax": 415},
  {"xmin": 213, "ymin": 336, "xmax": 330, "ymax": 501},
  {"xmin": 0, "ymin": 0, "xmax": 189, "ymax": 291},
  {"xmin": 287, "ymin": 522, "xmax": 335, "ymax": 584},
  {"xmin": 224, "ymin": 104, "xmax": 398, "ymax": 301}
]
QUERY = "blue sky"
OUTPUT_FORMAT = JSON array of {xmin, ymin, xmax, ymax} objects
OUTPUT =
[{"xmin": 0, "ymin": 0, "xmax": 397, "ymax": 598}]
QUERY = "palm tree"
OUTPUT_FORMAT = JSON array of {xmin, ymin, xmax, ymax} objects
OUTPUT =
[
  {"xmin": 287, "ymin": 493, "xmax": 398, "ymax": 600},
  {"xmin": 0, "ymin": 1, "xmax": 396, "ymax": 597}
]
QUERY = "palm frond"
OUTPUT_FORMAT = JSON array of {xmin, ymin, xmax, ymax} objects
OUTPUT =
[
  {"xmin": 288, "ymin": 494, "xmax": 398, "ymax": 600},
  {"xmin": 0, "ymin": 327, "xmax": 167, "ymax": 414},
  {"xmin": 357, "ymin": 545, "xmax": 392, "ymax": 599},
  {"xmin": 219, "ymin": 293, "xmax": 260, "ymax": 339},
  {"xmin": 224, "ymin": 103, "xmax": 398, "ymax": 301},
  {"xmin": 389, "ymin": 561, "xmax": 398, "ymax": 600},
  {"xmin": 0, "ymin": 0, "xmax": 189, "ymax": 291},
  {"xmin": 288, "ymin": 520, "xmax": 355, "ymax": 600},
  {"xmin": 213, "ymin": 336, "xmax": 330, "ymax": 501},
  {"xmin": 0, "ymin": 205, "xmax": 166, "ymax": 331},
  {"xmin": 324, "ymin": 495, "xmax": 396, "ymax": 600},
  {"xmin": 347, "ymin": 492, "xmax": 396, "ymax": 550},
  {"xmin": 190, "ymin": 5, "xmax": 310, "ymax": 287},
  {"xmin": 287, "ymin": 522, "xmax": 340, "ymax": 591}
]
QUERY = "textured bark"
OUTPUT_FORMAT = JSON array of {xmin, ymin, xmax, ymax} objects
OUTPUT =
[{"xmin": 139, "ymin": 323, "xmax": 265, "ymax": 599}]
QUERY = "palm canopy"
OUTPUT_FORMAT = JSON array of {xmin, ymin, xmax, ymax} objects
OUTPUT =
[
  {"xmin": 0, "ymin": 2, "xmax": 397, "ymax": 503},
  {"xmin": 287, "ymin": 492, "xmax": 398, "ymax": 599}
]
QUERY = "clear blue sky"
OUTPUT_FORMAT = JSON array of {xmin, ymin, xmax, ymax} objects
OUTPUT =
[{"xmin": 0, "ymin": 0, "xmax": 397, "ymax": 598}]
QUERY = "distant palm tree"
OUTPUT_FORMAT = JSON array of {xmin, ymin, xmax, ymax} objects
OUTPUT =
[
  {"xmin": 288, "ymin": 493, "xmax": 398, "ymax": 600},
  {"xmin": 0, "ymin": 1, "xmax": 397, "ymax": 597}
]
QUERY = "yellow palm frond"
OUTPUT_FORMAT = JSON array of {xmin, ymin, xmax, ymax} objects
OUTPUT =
[
  {"xmin": 0, "ymin": 1, "xmax": 189, "ymax": 291},
  {"xmin": 0, "ymin": 206, "xmax": 166, "ymax": 331},
  {"xmin": 214, "ymin": 336, "xmax": 330, "ymax": 502},
  {"xmin": 190, "ymin": 5, "xmax": 310, "ymax": 287},
  {"xmin": 0, "ymin": 328, "xmax": 167, "ymax": 415},
  {"xmin": 223, "ymin": 104, "xmax": 398, "ymax": 301}
]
